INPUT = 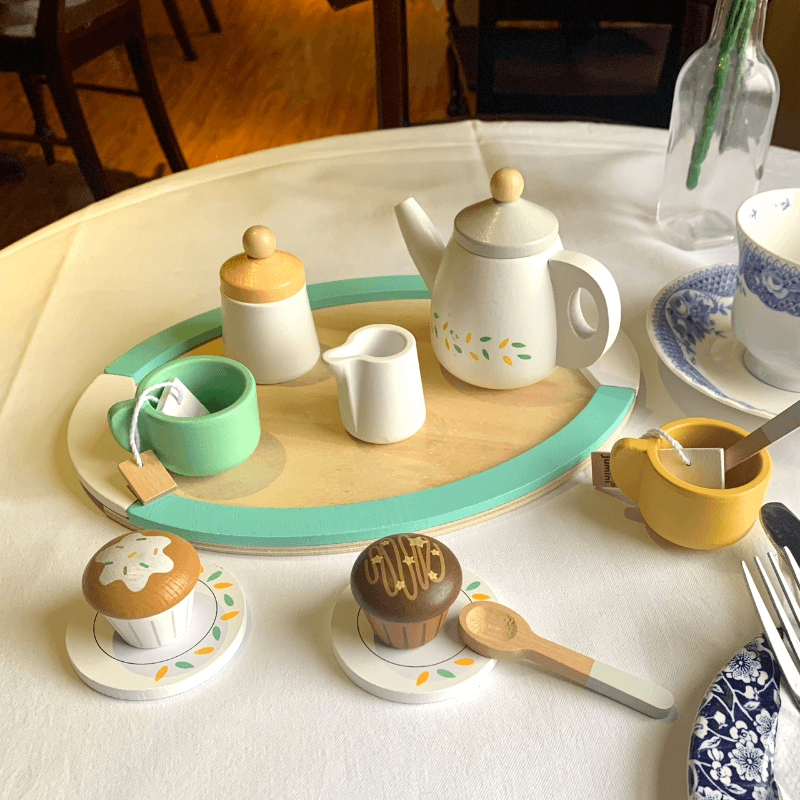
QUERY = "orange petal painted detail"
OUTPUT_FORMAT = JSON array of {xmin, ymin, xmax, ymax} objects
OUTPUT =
[
  {"xmin": 499, "ymin": 338, "xmax": 509, "ymax": 348},
  {"xmin": 466, "ymin": 332, "xmax": 472, "ymax": 343},
  {"xmin": 469, "ymin": 351, "xmax": 479, "ymax": 360},
  {"xmin": 154, "ymin": 666, "xmax": 168, "ymax": 682},
  {"xmin": 454, "ymin": 658, "xmax": 474, "ymax": 666},
  {"xmin": 445, "ymin": 338, "xmax": 450, "ymax": 350},
  {"xmin": 194, "ymin": 647, "xmax": 214, "ymax": 655},
  {"xmin": 220, "ymin": 611, "xmax": 239, "ymax": 620},
  {"xmin": 213, "ymin": 582, "xmax": 232, "ymax": 588},
  {"xmin": 503, "ymin": 356, "xmax": 513, "ymax": 365},
  {"xmin": 472, "ymin": 593, "xmax": 491, "ymax": 600},
  {"xmin": 416, "ymin": 671, "xmax": 430, "ymax": 686}
]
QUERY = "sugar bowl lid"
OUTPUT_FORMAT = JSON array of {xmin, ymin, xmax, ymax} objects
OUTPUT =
[
  {"xmin": 454, "ymin": 167, "xmax": 559, "ymax": 259},
  {"xmin": 220, "ymin": 225, "xmax": 306, "ymax": 304}
]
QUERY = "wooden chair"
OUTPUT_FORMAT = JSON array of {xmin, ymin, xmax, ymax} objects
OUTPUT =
[
  {"xmin": 162, "ymin": 0, "xmax": 222, "ymax": 62},
  {"xmin": 445, "ymin": 0, "xmax": 717, "ymax": 128},
  {"xmin": 358, "ymin": 0, "xmax": 715, "ymax": 130},
  {"xmin": 0, "ymin": 0, "xmax": 188, "ymax": 200}
]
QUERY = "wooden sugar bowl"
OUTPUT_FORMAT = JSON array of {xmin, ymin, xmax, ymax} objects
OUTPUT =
[{"xmin": 220, "ymin": 225, "xmax": 320, "ymax": 384}]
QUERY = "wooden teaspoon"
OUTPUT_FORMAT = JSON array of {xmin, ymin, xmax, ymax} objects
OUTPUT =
[{"xmin": 458, "ymin": 601, "xmax": 675, "ymax": 719}]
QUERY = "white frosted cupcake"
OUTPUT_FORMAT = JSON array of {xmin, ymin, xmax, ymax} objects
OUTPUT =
[{"xmin": 82, "ymin": 530, "xmax": 201, "ymax": 649}]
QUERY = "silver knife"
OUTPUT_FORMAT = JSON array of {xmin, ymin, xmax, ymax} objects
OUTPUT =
[{"xmin": 760, "ymin": 502, "xmax": 800, "ymax": 564}]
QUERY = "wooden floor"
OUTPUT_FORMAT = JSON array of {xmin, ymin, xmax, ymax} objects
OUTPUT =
[{"xmin": 0, "ymin": 0, "xmax": 450, "ymax": 177}]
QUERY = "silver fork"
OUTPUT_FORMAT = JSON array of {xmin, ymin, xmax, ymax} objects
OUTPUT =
[{"xmin": 741, "ymin": 547, "xmax": 800, "ymax": 705}]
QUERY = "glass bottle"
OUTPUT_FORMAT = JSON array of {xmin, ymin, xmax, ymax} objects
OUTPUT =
[{"xmin": 656, "ymin": 0, "xmax": 779, "ymax": 250}]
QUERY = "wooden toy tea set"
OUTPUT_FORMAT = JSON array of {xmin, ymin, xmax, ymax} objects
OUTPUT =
[
  {"xmin": 68, "ymin": 167, "xmax": 641, "ymax": 554},
  {"xmin": 65, "ymin": 171, "xmax": 799, "ymax": 707}
]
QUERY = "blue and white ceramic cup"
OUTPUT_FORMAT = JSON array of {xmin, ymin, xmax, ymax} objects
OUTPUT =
[{"xmin": 733, "ymin": 188, "xmax": 799, "ymax": 392}]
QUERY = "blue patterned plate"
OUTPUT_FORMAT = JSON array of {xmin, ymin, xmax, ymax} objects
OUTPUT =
[
  {"xmin": 688, "ymin": 635, "xmax": 794, "ymax": 800},
  {"xmin": 646, "ymin": 264, "xmax": 797, "ymax": 419}
]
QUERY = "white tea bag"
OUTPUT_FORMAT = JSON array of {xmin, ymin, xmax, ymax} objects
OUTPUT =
[
  {"xmin": 658, "ymin": 447, "xmax": 725, "ymax": 489},
  {"xmin": 156, "ymin": 378, "xmax": 209, "ymax": 418}
]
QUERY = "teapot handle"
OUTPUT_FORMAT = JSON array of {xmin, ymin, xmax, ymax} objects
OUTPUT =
[{"xmin": 548, "ymin": 250, "xmax": 621, "ymax": 370}]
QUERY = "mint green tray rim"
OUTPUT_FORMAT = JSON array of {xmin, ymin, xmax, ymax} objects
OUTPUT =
[{"xmin": 104, "ymin": 275, "xmax": 634, "ymax": 548}]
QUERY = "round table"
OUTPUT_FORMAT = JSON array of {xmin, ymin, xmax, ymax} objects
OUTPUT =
[{"xmin": 1, "ymin": 120, "xmax": 798, "ymax": 799}]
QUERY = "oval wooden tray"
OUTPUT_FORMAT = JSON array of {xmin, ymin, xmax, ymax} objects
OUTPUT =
[{"xmin": 68, "ymin": 276, "xmax": 639, "ymax": 554}]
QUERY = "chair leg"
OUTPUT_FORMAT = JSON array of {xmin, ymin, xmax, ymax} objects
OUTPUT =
[
  {"xmin": 46, "ymin": 65, "xmax": 111, "ymax": 200},
  {"xmin": 198, "ymin": 0, "xmax": 221, "ymax": 33},
  {"xmin": 160, "ymin": 0, "xmax": 198, "ymax": 61},
  {"xmin": 19, "ymin": 73, "xmax": 56, "ymax": 165},
  {"xmin": 125, "ymin": 33, "xmax": 188, "ymax": 174}
]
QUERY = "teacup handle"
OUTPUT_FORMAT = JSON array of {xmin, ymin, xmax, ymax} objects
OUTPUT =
[
  {"xmin": 548, "ymin": 250, "xmax": 621, "ymax": 370},
  {"xmin": 108, "ymin": 399, "xmax": 136, "ymax": 453}
]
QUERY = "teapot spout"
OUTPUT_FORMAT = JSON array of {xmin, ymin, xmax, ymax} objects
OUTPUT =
[{"xmin": 394, "ymin": 198, "xmax": 445, "ymax": 295}]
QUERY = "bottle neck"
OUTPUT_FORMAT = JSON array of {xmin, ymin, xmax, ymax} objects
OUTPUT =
[{"xmin": 708, "ymin": 0, "xmax": 767, "ymax": 48}]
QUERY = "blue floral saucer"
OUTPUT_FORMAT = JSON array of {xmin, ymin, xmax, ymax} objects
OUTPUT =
[
  {"xmin": 688, "ymin": 635, "xmax": 783, "ymax": 800},
  {"xmin": 647, "ymin": 264, "xmax": 797, "ymax": 419}
]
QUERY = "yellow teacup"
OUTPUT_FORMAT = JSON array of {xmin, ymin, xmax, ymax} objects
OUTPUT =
[{"xmin": 609, "ymin": 418, "xmax": 771, "ymax": 549}]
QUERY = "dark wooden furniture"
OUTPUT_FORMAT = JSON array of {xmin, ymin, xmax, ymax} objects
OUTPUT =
[
  {"xmin": 445, "ymin": 0, "xmax": 717, "ymax": 128},
  {"xmin": 359, "ymin": 0, "xmax": 716, "ymax": 130},
  {"xmin": 163, "ymin": 0, "xmax": 222, "ymax": 62},
  {"xmin": 0, "ymin": 0, "xmax": 188, "ymax": 200}
]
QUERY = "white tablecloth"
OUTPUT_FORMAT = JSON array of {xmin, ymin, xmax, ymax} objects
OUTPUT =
[{"xmin": 1, "ymin": 121, "xmax": 798, "ymax": 799}]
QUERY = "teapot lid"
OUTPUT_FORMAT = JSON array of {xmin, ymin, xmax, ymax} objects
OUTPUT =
[
  {"xmin": 454, "ymin": 168, "xmax": 559, "ymax": 258},
  {"xmin": 220, "ymin": 226, "xmax": 306, "ymax": 304}
]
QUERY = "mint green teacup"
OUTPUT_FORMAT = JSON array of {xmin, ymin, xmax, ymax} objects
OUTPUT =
[{"xmin": 108, "ymin": 356, "xmax": 260, "ymax": 476}]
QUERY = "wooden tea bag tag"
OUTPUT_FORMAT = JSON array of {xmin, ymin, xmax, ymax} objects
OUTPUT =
[
  {"xmin": 119, "ymin": 450, "xmax": 177, "ymax": 505},
  {"xmin": 591, "ymin": 451, "xmax": 616, "ymax": 488}
]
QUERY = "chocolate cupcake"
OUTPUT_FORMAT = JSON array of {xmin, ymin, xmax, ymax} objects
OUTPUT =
[
  {"xmin": 351, "ymin": 533, "xmax": 462, "ymax": 649},
  {"xmin": 82, "ymin": 530, "xmax": 201, "ymax": 649}
]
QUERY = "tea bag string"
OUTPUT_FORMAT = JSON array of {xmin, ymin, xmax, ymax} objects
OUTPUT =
[
  {"xmin": 129, "ymin": 381, "xmax": 184, "ymax": 467},
  {"xmin": 643, "ymin": 428, "xmax": 692, "ymax": 466}
]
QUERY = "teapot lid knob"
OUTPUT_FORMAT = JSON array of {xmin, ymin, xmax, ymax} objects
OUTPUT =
[
  {"xmin": 243, "ymin": 225, "xmax": 276, "ymax": 259},
  {"xmin": 490, "ymin": 168, "xmax": 524, "ymax": 203}
]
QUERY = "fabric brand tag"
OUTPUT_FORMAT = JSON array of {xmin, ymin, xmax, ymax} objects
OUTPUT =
[{"xmin": 591, "ymin": 451, "xmax": 616, "ymax": 488}]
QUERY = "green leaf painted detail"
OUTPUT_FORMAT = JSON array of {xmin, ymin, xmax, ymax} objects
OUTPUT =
[
  {"xmin": 482, "ymin": 349, "xmax": 489, "ymax": 360},
  {"xmin": 224, "ymin": 594, "xmax": 234, "ymax": 606},
  {"xmin": 212, "ymin": 626, "xmax": 221, "ymax": 641},
  {"xmin": 433, "ymin": 312, "xmax": 439, "ymax": 319},
  {"xmin": 480, "ymin": 336, "xmax": 491, "ymax": 342},
  {"xmin": 136, "ymin": 537, "xmax": 147, "ymax": 541},
  {"xmin": 466, "ymin": 581, "xmax": 481, "ymax": 591},
  {"xmin": 123, "ymin": 566, "xmax": 127, "ymax": 575},
  {"xmin": 175, "ymin": 662, "xmax": 194, "ymax": 669},
  {"xmin": 206, "ymin": 570, "xmax": 222, "ymax": 582},
  {"xmin": 453, "ymin": 345, "xmax": 462, "ymax": 353},
  {"xmin": 437, "ymin": 669, "xmax": 456, "ymax": 678},
  {"xmin": 104, "ymin": 561, "xmax": 113, "ymax": 565},
  {"xmin": 511, "ymin": 342, "xmax": 526, "ymax": 348},
  {"xmin": 140, "ymin": 563, "xmax": 149, "ymax": 568},
  {"xmin": 517, "ymin": 354, "xmax": 532, "ymax": 360},
  {"xmin": 434, "ymin": 326, "xmax": 438, "ymax": 337}
]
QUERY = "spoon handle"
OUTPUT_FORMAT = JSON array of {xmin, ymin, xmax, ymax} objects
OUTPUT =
[
  {"xmin": 583, "ymin": 659, "xmax": 675, "ymax": 719},
  {"xmin": 521, "ymin": 637, "xmax": 674, "ymax": 719}
]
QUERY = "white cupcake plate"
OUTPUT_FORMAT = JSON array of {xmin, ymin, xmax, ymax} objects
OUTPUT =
[
  {"xmin": 646, "ymin": 264, "xmax": 797, "ymax": 419},
  {"xmin": 330, "ymin": 568, "xmax": 496, "ymax": 704},
  {"xmin": 66, "ymin": 561, "xmax": 246, "ymax": 700}
]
